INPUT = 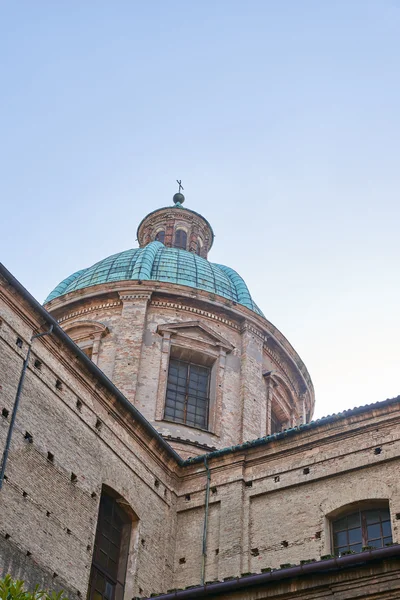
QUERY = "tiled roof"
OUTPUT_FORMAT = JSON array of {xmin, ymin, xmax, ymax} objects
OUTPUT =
[{"xmin": 44, "ymin": 242, "xmax": 264, "ymax": 316}]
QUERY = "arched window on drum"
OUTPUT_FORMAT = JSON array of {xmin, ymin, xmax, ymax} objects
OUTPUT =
[
  {"xmin": 174, "ymin": 229, "xmax": 187, "ymax": 250},
  {"xmin": 155, "ymin": 230, "xmax": 165, "ymax": 243}
]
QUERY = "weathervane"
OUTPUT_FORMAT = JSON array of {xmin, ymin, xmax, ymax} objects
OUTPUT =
[{"xmin": 176, "ymin": 179, "xmax": 184, "ymax": 193}]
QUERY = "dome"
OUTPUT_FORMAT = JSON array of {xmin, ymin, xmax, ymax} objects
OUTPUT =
[{"xmin": 44, "ymin": 242, "xmax": 264, "ymax": 316}]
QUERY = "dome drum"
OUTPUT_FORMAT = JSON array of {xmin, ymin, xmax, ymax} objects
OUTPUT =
[{"xmin": 44, "ymin": 197, "xmax": 315, "ymax": 455}]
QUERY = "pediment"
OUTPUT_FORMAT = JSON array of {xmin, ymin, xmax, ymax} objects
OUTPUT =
[
  {"xmin": 157, "ymin": 320, "xmax": 233, "ymax": 352},
  {"xmin": 63, "ymin": 319, "xmax": 109, "ymax": 341}
]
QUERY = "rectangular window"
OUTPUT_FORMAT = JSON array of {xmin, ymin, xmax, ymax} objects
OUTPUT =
[
  {"xmin": 270, "ymin": 410, "xmax": 282, "ymax": 434},
  {"xmin": 165, "ymin": 359, "xmax": 210, "ymax": 430}
]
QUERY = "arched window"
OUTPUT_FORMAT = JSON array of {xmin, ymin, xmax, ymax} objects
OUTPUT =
[
  {"xmin": 332, "ymin": 506, "xmax": 392, "ymax": 555},
  {"xmin": 195, "ymin": 239, "xmax": 202, "ymax": 256},
  {"xmin": 155, "ymin": 230, "xmax": 165, "ymax": 243},
  {"xmin": 88, "ymin": 488, "xmax": 134, "ymax": 600},
  {"xmin": 174, "ymin": 229, "xmax": 187, "ymax": 250}
]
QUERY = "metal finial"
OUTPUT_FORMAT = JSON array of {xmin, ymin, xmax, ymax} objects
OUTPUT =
[{"xmin": 173, "ymin": 179, "xmax": 185, "ymax": 205}]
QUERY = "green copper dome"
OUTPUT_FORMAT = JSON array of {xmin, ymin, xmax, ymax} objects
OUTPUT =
[{"xmin": 45, "ymin": 242, "xmax": 264, "ymax": 316}]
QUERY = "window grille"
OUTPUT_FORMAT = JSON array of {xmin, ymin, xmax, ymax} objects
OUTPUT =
[
  {"xmin": 87, "ymin": 493, "xmax": 131, "ymax": 600},
  {"xmin": 165, "ymin": 359, "xmax": 210, "ymax": 430},
  {"xmin": 332, "ymin": 507, "xmax": 392, "ymax": 555}
]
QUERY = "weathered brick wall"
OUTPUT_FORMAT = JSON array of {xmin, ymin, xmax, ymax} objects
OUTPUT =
[
  {"xmin": 0, "ymin": 281, "xmax": 179, "ymax": 599},
  {"xmin": 174, "ymin": 406, "xmax": 400, "ymax": 587}
]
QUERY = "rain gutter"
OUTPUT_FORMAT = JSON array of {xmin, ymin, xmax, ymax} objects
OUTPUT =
[
  {"xmin": 184, "ymin": 394, "xmax": 400, "ymax": 465},
  {"xmin": 143, "ymin": 544, "xmax": 400, "ymax": 600}
]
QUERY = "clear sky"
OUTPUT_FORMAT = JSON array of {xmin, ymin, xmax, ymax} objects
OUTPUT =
[{"xmin": 1, "ymin": 1, "xmax": 399, "ymax": 419}]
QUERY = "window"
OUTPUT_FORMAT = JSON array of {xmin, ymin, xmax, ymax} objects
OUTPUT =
[
  {"xmin": 196, "ymin": 239, "xmax": 202, "ymax": 256},
  {"xmin": 164, "ymin": 358, "xmax": 210, "ymax": 429},
  {"xmin": 155, "ymin": 230, "xmax": 165, "ymax": 243},
  {"xmin": 332, "ymin": 507, "xmax": 392, "ymax": 555},
  {"xmin": 88, "ymin": 490, "xmax": 132, "ymax": 600},
  {"xmin": 174, "ymin": 229, "xmax": 187, "ymax": 250},
  {"xmin": 270, "ymin": 410, "xmax": 282, "ymax": 434}
]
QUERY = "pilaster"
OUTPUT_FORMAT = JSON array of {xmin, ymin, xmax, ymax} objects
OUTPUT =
[{"xmin": 112, "ymin": 292, "xmax": 152, "ymax": 403}]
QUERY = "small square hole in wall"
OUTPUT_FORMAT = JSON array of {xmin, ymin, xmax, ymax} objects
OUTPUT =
[
  {"xmin": 46, "ymin": 511, "xmax": 51, "ymax": 517},
  {"xmin": 55, "ymin": 379, "xmax": 63, "ymax": 391},
  {"xmin": 34, "ymin": 359, "xmax": 42, "ymax": 370},
  {"xmin": 303, "ymin": 467, "xmax": 310, "ymax": 475},
  {"xmin": 244, "ymin": 481, "xmax": 253, "ymax": 488},
  {"xmin": 315, "ymin": 531, "xmax": 322, "ymax": 539},
  {"xmin": 66, "ymin": 529, "xmax": 72, "ymax": 535},
  {"xmin": 185, "ymin": 494, "xmax": 191, "ymax": 501},
  {"xmin": 95, "ymin": 418, "xmax": 102, "ymax": 431},
  {"xmin": 76, "ymin": 399, "xmax": 82, "ymax": 411},
  {"xmin": 251, "ymin": 548, "xmax": 259, "ymax": 557},
  {"xmin": 2, "ymin": 408, "xmax": 9, "ymax": 418},
  {"xmin": 274, "ymin": 475, "xmax": 280, "ymax": 483},
  {"xmin": 374, "ymin": 447, "xmax": 382, "ymax": 455},
  {"xmin": 4, "ymin": 533, "xmax": 10, "ymax": 540},
  {"xmin": 47, "ymin": 452, "xmax": 54, "ymax": 463},
  {"xmin": 22, "ymin": 491, "xmax": 28, "ymax": 498},
  {"xmin": 179, "ymin": 557, "xmax": 186, "ymax": 564},
  {"xmin": 141, "ymin": 538, "xmax": 145, "ymax": 547},
  {"xmin": 24, "ymin": 431, "xmax": 33, "ymax": 443},
  {"xmin": 211, "ymin": 486, "xmax": 217, "ymax": 494},
  {"xmin": 71, "ymin": 472, "xmax": 77, "ymax": 483},
  {"xmin": 16, "ymin": 338, "xmax": 23, "ymax": 348},
  {"xmin": 53, "ymin": 573, "xmax": 58, "ymax": 579},
  {"xmin": 281, "ymin": 540, "xmax": 289, "ymax": 548},
  {"xmin": 87, "ymin": 545, "xmax": 91, "ymax": 552},
  {"xmin": 77, "ymin": 592, "xmax": 82, "ymax": 598},
  {"xmin": 215, "ymin": 548, "xmax": 219, "ymax": 555},
  {"xmin": 395, "ymin": 513, "xmax": 400, "ymax": 520},
  {"xmin": 154, "ymin": 479, "xmax": 160, "ymax": 488},
  {"xmin": 91, "ymin": 492, "xmax": 97, "ymax": 499},
  {"xmin": 26, "ymin": 551, "xmax": 31, "ymax": 557}
]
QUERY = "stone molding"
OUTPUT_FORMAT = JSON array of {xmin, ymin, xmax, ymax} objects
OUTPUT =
[{"xmin": 57, "ymin": 301, "xmax": 122, "ymax": 324}]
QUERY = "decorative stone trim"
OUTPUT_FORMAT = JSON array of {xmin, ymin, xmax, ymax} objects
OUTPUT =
[
  {"xmin": 58, "ymin": 301, "xmax": 122, "ymax": 324},
  {"xmin": 119, "ymin": 293, "xmax": 152, "ymax": 301},
  {"xmin": 150, "ymin": 300, "xmax": 240, "ymax": 330},
  {"xmin": 241, "ymin": 321, "xmax": 268, "ymax": 343}
]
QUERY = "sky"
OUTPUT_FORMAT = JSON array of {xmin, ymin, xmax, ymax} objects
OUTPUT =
[{"xmin": 1, "ymin": 1, "xmax": 399, "ymax": 419}]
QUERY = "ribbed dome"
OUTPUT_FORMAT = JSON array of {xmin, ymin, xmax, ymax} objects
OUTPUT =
[{"xmin": 45, "ymin": 242, "xmax": 264, "ymax": 316}]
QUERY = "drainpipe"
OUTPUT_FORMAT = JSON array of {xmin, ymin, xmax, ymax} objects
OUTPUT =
[
  {"xmin": 0, "ymin": 325, "xmax": 53, "ymax": 490},
  {"xmin": 201, "ymin": 455, "xmax": 211, "ymax": 585}
]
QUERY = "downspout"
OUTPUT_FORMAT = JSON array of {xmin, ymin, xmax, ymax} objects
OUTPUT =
[
  {"xmin": 201, "ymin": 455, "xmax": 211, "ymax": 585},
  {"xmin": 0, "ymin": 325, "xmax": 53, "ymax": 489}
]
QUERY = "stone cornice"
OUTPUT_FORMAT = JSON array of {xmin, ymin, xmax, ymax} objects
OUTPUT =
[{"xmin": 57, "ymin": 300, "xmax": 122, "ymax": 324}]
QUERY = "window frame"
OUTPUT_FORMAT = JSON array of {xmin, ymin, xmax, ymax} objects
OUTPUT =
[
  {"xmin": 164, "ymin": 357, "xmax": 211, "ymax": 430},
  {"xmin": 331, "ymin": 505, "xmax": 392, "ymax": 556},
  {"xmin": 174, "ymin": 228, "xmax": 187, "ymax": 250},
  {"xmin": 87, "ymin": 489, "xmax": 134, "ymax": 600}
]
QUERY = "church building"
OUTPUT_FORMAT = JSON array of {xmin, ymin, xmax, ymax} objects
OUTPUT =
[{"xmin": 1, "ymin": 191, "xmax": 400, "ymax": 600}]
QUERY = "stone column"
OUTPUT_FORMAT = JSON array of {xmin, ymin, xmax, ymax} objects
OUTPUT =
[
  {"xmin": 112, "ymin": 292, "xmax": 151, "ymax": 404},
  {"xmin": 239, "ymin": 323, "xmax": 266, "ymax": 443}
]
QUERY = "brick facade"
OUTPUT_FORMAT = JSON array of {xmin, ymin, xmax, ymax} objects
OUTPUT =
[{"xmin": 1, "ymin": 266, "xmax": 400, "ymax": 600}]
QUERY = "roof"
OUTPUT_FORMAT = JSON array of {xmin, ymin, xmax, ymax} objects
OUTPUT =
[
  {"xmin": 44, "ymin": 242, "xmax": 264, "ymax": 316},
  {"xmin": 141, "ymin": 545, "xmax": 400, "ymax": 600}
]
